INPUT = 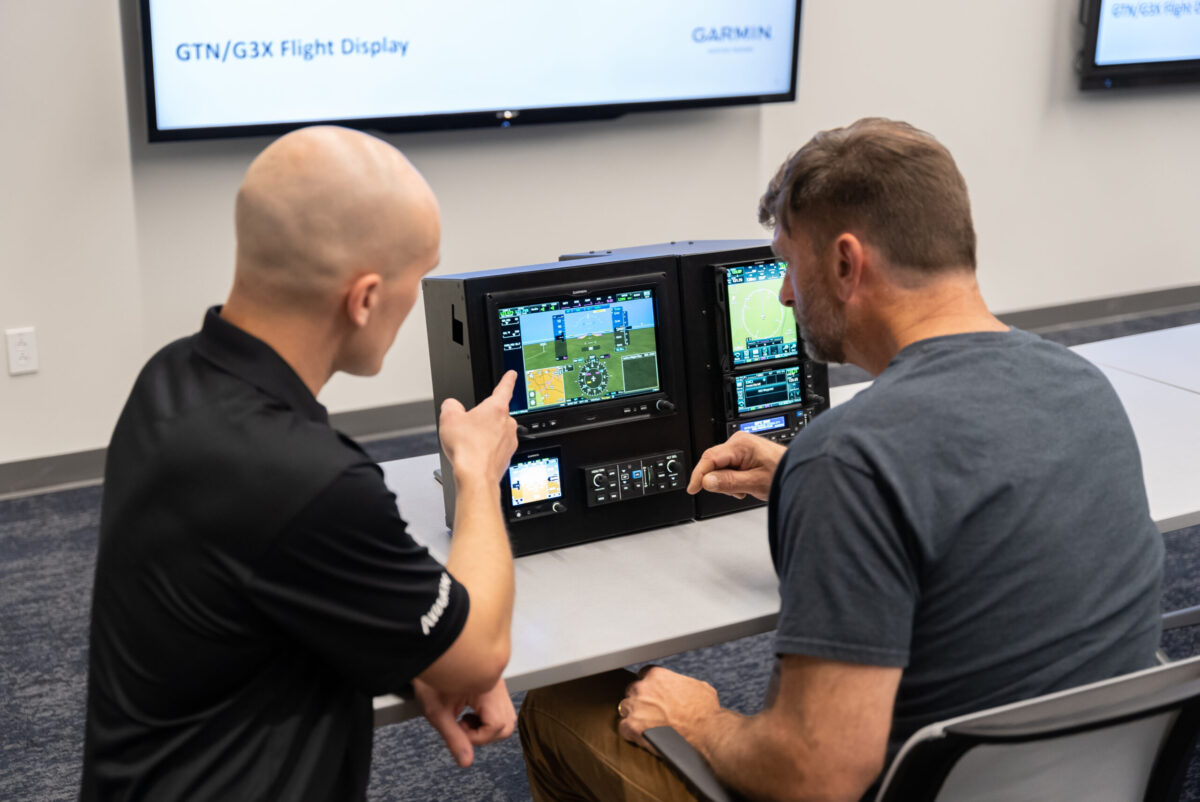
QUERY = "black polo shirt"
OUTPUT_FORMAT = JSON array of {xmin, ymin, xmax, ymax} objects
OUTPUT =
[{"xmin": 82, "ymin": 307, "xmax": 468, "ymax": 801}]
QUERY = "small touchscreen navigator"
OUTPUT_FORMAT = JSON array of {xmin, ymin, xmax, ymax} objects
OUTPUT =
[
  {"xmin": 724, "ymin": 260, "xmax": 799, "ymax": 366},
  {"xmin": 508, "ymin": 454, "xmax": 562, "ymax": 507},
  {"xmin": 734, "ymin": 367, "xmax": 804, "ymax": 414},
  {"xmin": 497, "ymin": 288, "xmax": 662, "ymax": 416}
]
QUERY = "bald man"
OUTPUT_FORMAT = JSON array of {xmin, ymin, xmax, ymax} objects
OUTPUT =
[{"xmin": 82, "ymin": 127, "xmax": 519, "ymax": 801}]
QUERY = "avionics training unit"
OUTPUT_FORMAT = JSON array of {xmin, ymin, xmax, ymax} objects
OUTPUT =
[{"xmin": 423, "ymin": 240, "xmax": 830, "ymax": 555}]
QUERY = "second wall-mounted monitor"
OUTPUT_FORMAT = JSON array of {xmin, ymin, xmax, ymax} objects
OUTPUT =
[{"xmin": 1078, "ymin": 0, "xmax": 1200, "ymax": 89}]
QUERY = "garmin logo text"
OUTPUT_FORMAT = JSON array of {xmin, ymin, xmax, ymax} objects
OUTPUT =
[
  {"xmin": 692, "ymin": 25, "xmax": 772, "ymax": 44},
  {"xmin": 420, "ymin": 572, "xmax": 452, "ymax": 636}
]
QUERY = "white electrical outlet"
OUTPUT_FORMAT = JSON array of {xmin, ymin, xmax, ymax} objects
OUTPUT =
[{"xmin": 6, "ymin": 327, "xmax": 39, "ymax": 375}]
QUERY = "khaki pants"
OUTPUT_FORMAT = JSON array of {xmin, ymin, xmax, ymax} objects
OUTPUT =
[{"xmin": 519, "ymin": 670, "xmax": 701, "ymax": 802}]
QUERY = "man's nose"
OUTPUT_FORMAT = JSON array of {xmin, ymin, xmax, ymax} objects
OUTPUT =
[{"xmin": 778, "ymin": 281, "xmax": 794, "ymax": 308}]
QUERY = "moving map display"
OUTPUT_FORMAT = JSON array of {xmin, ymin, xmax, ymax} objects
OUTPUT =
[
  {"xmin": 497, "ymin": 289, "xmax": 661, "ymax": 415},
  {"xmin": 724, "ymin": 260, "xmax": 798, "ymax": 365}
]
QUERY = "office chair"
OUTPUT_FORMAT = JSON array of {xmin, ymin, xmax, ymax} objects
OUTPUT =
[{"xmin": 645, "ymin": 621, "xmax": 1200, "ymax": 802}]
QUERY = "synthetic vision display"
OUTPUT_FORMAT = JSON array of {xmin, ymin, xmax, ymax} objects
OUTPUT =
[{"xmin": 497, "ymin": 289, "xmax": 661, "ymax": 416}]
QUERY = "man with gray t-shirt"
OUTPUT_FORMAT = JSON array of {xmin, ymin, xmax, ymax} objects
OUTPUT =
[
  {"xmin": 769, "ymin": 326, "xmax": 1162, "ymax": 766},
  {"xmin": 517, "ymin": 118, "xmax": 1163, "ymax": 802}
]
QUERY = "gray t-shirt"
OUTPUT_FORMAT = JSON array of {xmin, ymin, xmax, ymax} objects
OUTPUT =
[{"xmin": 768, "ymin": 328, "xmax": 1163, "ymax": 753}]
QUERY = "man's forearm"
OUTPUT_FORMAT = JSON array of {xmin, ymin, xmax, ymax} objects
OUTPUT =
[
  {"xmin": 446, "ymin": 476, "xmax": 514, "ymax": 645},
  {"xmin": 689, "ymin": 709, "xmax": 814, "ymax": 802}
]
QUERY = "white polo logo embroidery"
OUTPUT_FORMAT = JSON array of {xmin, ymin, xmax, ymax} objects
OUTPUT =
[{"xmin": 420, "ymin": 572, "xmax": 452, "ymax": 636}]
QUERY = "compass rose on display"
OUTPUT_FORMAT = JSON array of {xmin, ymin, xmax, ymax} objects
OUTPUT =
[{"xmin": 577, "ymin": 356, "xmax": 610, "ymax": 397}]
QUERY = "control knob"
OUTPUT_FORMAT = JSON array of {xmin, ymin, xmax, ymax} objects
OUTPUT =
[
  {"xmin": 551, "ymin": 502, "xmax": 566, "ymax": 513},
  {"xmin": 665, "ymin": 459, "xmax": 680, "ymax": 475}
]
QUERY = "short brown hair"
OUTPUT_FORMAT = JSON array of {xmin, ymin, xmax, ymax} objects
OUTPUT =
[{"xmin": 759, "ymin": 118, "xmax": 976, "ymax": 271}]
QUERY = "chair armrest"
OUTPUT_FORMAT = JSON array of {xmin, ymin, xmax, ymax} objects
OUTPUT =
[
  {"xmin": 643, "ymin": 726, "xmax": 745, "ymax": 802},
  {"xmin": 1163, "ymin": 605, "xmax": 1200, "ymax": 631}
]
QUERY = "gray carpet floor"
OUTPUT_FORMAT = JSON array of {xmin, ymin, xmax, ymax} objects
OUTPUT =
[{"xmin": 4, "ymin": 312, "xmax": 1200, "ymax": 800}]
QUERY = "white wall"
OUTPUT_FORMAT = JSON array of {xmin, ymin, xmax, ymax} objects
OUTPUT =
[{"xmin": 2, "ymin": 0, "xmax": 1199, "ymax": 464}]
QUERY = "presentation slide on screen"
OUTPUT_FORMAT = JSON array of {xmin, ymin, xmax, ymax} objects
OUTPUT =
[
  {"xmin": 1095, "ymin": 1, "xmax": 1200, "ymax": 65},
  {"xmin": 147, "ymin": 0, "xmax": 797, "ymax": 130}
]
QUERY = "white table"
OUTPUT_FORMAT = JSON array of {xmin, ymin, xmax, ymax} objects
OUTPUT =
[
  {"xmin": 1090, "ymin": 365, "xmax": 1200, "ymax": 533},
  {"xmin": 1073, "ymin": 324, "xmax": 1200, "ymax": 396}
]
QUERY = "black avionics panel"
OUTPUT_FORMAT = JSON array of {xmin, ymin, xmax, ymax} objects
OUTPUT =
[
  {"xmin": 423, "ymin": 255, "xmax": 695, "ymax": 556},
  {"xmin": 561, "ymin": 241, "xmax": 831, "ymax": 520}
]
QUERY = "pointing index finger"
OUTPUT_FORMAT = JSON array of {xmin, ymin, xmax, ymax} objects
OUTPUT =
[{"xmin": 491, "ymin": 370, "xmax": 518, "ymax": 403}]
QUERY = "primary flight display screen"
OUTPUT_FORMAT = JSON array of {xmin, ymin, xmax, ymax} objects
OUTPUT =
[
  {"xmin": 497, "ymin": 289, "xmax": 662, "ymax": 416},
  {"xmin": 724, "ymin": 260, "xmax": 798, "ymax": 365}
]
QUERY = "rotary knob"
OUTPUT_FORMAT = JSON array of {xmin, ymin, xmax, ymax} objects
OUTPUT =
[
  {"xmin": 665, "ymin": 459, "xmax": 680, "ymax": 475},
  {"xmin": 592, "ymin": 471, "xmax": 607, "ymax": 488},
  {"xmin": 551, "ymin": 502, "xmax": 566, "ymax": 513}
]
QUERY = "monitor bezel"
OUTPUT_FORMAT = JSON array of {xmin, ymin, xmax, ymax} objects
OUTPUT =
[
  {"xmin": 486, "ymin": 272, "xmax": 673, "ymax": 424},
  {"xmin": 1078, "ymin": 0, "xmax": 1200, "ymax": 90},
  {"xmin": 136, "ymin": 0, "xmax": 804, "ymax": 142}
]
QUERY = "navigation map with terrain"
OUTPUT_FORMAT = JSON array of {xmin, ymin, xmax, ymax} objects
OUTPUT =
[{"xmin": 724, "ymin": 260, "xmax": 798, "ymax": 365}]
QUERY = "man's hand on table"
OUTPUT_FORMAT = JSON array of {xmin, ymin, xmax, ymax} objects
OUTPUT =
[
  {"xmin": 617, "ymin": 666, "xmax": 721, "ymax": 752},
  {"xmin": 413, "ymin": 677, "xmax": 517, "ymax": 768},
  {"xmin": 688, "ymin": 431, "xmax": 787, "ymax": 501}
]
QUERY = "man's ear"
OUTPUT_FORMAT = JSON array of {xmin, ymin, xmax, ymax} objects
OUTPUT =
[
  {"xmin": 832, "ymin": 233, "xmax": 865, "ymax": 302},
  {"xmin": 345, "ymin": 273, "xmax": 383, "ymax": 328}
]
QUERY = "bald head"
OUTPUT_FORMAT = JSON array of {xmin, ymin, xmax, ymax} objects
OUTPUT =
[{"xmin": 233, "ymin": 126, "xmax": 439, "ymax": 309}]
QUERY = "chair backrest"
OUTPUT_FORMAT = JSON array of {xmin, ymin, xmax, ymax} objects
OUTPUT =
[{"xmin": 875, "ymin": 654, "xmax": 1200, "ymax": 802}]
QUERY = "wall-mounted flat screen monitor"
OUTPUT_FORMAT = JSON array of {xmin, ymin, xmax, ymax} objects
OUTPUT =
[
  {"xmin": 1079, "ymin": 0, "xmax": 1200, "ymax": 89},
  {"xmin": 722, "ymin": 259, "xmax": 798, "ymax": 365},
  {"xmin": 496, "ymin": 289, "xmax": 662, "ymax": 416},
  {"xmin": 138, "ymin": 0, "xmax": 803, "ymax": 141}
]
